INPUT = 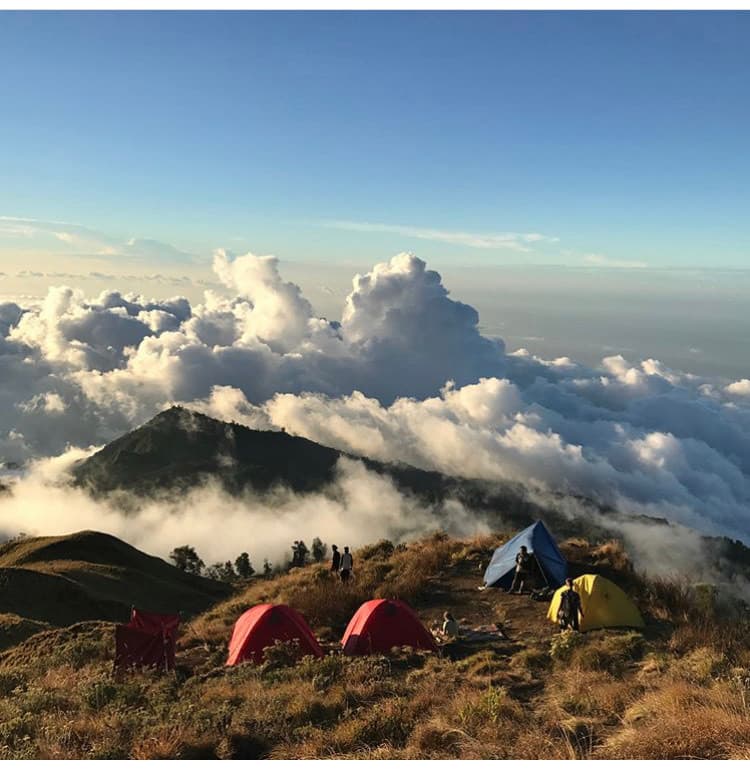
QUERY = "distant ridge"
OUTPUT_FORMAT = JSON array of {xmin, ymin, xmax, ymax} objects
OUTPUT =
[
  {"xmin": 69, "ymin": 406, "xmax": 750, "ymax": 592},
  {"xmin": 70, "ymin": 406, "xmax": 576, "ymax": 532}
]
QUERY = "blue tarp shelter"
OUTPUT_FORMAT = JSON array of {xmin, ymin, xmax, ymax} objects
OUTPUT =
[{"xmin": 483, "ymin": 521, "xmax": 567, "ymax": 589}]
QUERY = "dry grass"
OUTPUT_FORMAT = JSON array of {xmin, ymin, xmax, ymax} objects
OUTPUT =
[
  {"xmin": 600, "ymin": 681, "xmax": 750, "ymax": 759},
  {"xmin": 3, "ymin": 531, "xmax": 750, "ymax": 760}
]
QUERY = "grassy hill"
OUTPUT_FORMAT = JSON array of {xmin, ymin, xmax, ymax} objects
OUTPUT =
[
  {"xmin": 0, "ymin": 531, "xmax": 229, "ymax": 650},
  {"xmin": 2, "ymin": 530, "xmax": 750, "ymax": 759}
]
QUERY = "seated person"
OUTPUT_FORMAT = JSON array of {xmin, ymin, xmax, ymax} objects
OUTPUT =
[{"xmin": 441, "ymin": 611, "xmax": 460, "ymax": 638}]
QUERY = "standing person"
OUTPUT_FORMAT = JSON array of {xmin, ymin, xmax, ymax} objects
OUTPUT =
[
  {"xmin": 340, "ymin": 546, "xmax": 353, "ymax": 583},
  {"xmin": 509, "ymin": 545, "xmax": 533, "ymax": 594},
  {"xmin": 558, "ymin": 578, "xmax": 584, "ymax": 631},
  {"xmin": 330, "ymin": 544, "xmax": 341, "ymax": 575}
]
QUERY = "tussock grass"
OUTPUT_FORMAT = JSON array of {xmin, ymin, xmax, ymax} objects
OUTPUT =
[{"xmin": 3, "ymin": 531, "xmax": 750, "ymax": 759}]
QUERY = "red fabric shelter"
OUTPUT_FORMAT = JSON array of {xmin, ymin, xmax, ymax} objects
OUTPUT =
[
  {"xmin": 114, "ymin": 608, "xmax": 180, "ymax": 672},
  {"xmin": 341, "ymin": 599, "xmax": 438, "ymax": 656},
  {"xmin": 226, "ymin": 604, "xmax": 323, "ymax": 666}
]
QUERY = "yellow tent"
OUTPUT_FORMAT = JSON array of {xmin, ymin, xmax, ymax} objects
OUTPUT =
[{"xmin": 547, "ymin": 574, "xmax": 644, "ymax": 632}]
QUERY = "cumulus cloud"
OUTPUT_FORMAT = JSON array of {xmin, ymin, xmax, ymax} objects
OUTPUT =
[
  {"xmin": 1, "ymin": 249, "xmax": 749, "ymax": 547},
  {"xmin": 187, "ymin": 370, "xmax": 750, "ymax": 543},
  {"xmin": 727, "ymin": 379, "xmax": 750, "ymax": 398}
]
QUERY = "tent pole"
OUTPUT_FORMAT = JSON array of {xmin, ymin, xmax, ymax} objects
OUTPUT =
[{"xmin": 535, "ymin": 555, "xmax": 550, "ymax": 588}]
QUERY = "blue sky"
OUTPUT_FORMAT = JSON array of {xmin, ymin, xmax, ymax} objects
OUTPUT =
[{"xmin": 0, "ymin": 10, "xmax": 749, "ymax": 270}]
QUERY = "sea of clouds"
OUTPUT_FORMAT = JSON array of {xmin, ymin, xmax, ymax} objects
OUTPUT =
[{"xmin": 1, "ymin": 250, "xmax": 749, "ymax": 563}]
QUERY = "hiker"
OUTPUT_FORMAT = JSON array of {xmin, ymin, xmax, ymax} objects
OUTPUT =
[
  {"xmin": 557, "ymin": 577, "xmax": 584, "ymax": 631},
  {"xmin": 330, "ymin": 544, "xmax": 341, "ymax": 575},
  {"xmin": 339, "ymin": 546, "xmax": 353, "ymax": 583},
  {"xmin": 509, "ymin": 545, "xmax": 533, "ymax": 594},
  {"xmin": 441, "ymin": 611, "xmax": 460, "ymax": 639}
]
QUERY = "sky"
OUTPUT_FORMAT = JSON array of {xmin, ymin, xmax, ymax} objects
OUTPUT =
[
  {"xmin": 0, "ymin": 11, "xmax": 748, "ymax": 379},
  {"xmin": 1, "ymin": 12, "xmax": 750, "ymax": 550},
  {"xmin": 1, "ymin": 11, "xmax": 749, "ymax": 265}
]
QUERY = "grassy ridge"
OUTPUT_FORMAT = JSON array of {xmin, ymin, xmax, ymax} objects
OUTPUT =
[
  {"xmin": 0, "ymin": 531, "xmax": 228, "ymax": 649},
  {"xmin": 2, "ymin": 531, "xmax": 750, "ymax": 759}
]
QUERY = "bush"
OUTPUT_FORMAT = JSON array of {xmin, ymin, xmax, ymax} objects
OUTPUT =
[
  {"xmin": 549, "ymin": 630, "xmax": 584, "ymax": 661},
  {"xmin": 568, "ymin": 632, "xmax": 645, "ymax": 676},
  {"xmin": 453, "ymin": 687, "xmax": 525, "ymax": 736},
  {"xmin": 358, "ymin": 540, "xmax": 395, "ymax": 562},
  {"xmin": 84, "ymin": 680, "xmax": 120, "ymax": 710},
  {"xmin": 510, "ymin": 647, "xmax": 551, "ymax": 672},
  {"xmin": 668, "ymin": 647, "xmax": 727, "ymax": 685},
  {"xmin": 295, "ymin": 654, "xmax": 347, "ymax": 691},
  {"xmin": 261, "ymin": 640, "xmax": 304, "ymax": 671},
  {"xmin": 0, "ymin": 668, "xmax": 27, "ymax": 695}
]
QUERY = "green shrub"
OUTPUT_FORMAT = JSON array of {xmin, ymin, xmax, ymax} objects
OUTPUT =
[
  {"xmin": 455, "ymin": 687, "xmax": 524, "ymax": 734},
  {"xmin": 510, "ymin": 647, "xmax": 552, "ymax": 671},
  {"xmin": 0, "ymin": 668, "xmax": 27, "ymax": 695},
  {"xmin": 295, "ymin": 654, "xmax": 346, "ymax": 690},
  {"xmin": 261, "ymin": 640, "xmax": 304, "ymax": 671},
  {"xmin": 84, "ymin": 680, "xmax": 120, "ymax": 710},
  {"xmin": 550, "ymin": 630, "xmax": 584, "ymax": 661},
  {"xmin": 358, "ymin": 540, "xmax": 395, "ymax": 562},
  {"xmin": 568, "ymin": 632, "xmax": 645, "ymax": 676}
]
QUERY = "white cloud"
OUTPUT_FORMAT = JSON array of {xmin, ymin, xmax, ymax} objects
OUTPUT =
[
  {"xmin": 583, "ymin": 253, "xmax": 649, "ymax": 269},
  {"xmin": 727, "ymin": 379, "xmax": 750, "ymax": 397},
  {"xmin": 0, "ymin": 250, "xmax": 749, "ymax": 547},
  {"xmin": 0, "ymin": 453, "xmax": 490, "ymax": 566},
  {"xmin": 0, "ymin": 216, "xmax": 194, "ymax": 264},
  {"xmin": 323, "ymin": 220, "xmax": 559, "ymax": 252}
]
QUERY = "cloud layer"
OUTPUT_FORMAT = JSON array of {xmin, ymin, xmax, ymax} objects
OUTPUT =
[
  {"xmin": 1, "ymin": 250, "xmax": 749, "ymax": 545},
  {"xmin": 0, "ymin": 452, "xmax": 488, "ymax": 566}
]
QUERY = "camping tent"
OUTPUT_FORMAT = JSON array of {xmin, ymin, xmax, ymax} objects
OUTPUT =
[
  {"xmin": 483, "ymin": 520, "xmax": 567, "ymax": 589},
  {"xmin": 226, "ymin": 604, "xmax": 323, "ymax": 665},
  {"xmin": 114, "ymin": 608, "xmax": 180, "ymax": 672},
  {"xmin": 341, "ymin": 599, "xmax": 438, "ymax": 656},
  {"xmin": 547, "ymin": 574, "xmax": 645, "ymax": 632}
]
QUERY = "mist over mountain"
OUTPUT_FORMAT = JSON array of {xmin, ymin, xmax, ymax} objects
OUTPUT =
[
  {"xmin": 70, "ymin": 405, "xmax": 590, "ymax": 530},
  {"xmin": 58, "ymin": 406, "xmax": 750, "ymax": 593}
]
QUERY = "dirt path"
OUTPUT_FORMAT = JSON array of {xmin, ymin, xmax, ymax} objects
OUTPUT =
[{"xmin": 420, "ymin": 557, "xmax": 557, "ymax": 660}]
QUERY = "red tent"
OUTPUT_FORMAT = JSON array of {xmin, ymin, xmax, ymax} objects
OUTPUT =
[
  {"xmin": 341, "ymin": 599, "xmax": 438, "ymax": 656},
  {"xmin": 114, "ymin": 608, "xmax": 180, "ymax": 672},
  {"xmin": 226, "ymin": 604, "xmax": 323, "ymax": 666}
]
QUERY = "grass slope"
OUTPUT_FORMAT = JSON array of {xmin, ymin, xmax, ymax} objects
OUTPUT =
[
  {"xmin": 0, "ymin": 531, "xmax": 229, "ymax": 648},
  {"xmin": 2, "ymin": 531, "xmax": 750, "ymax": 759}
]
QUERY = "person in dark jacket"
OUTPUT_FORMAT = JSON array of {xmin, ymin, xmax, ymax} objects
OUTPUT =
[
  {"xmin": 509, "ymin": 545, "xmax": 533, "ymax": 594},
  {"xmin": 558, "ymin": 578, "xmax": 584, "ymax": 631},
  {"xmin": 330, "ymin": 544, "xmax": 341, "ymax": 575}
]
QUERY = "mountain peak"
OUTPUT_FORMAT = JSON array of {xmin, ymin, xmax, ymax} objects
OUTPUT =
[{"xmin": 72, "ymin": 408, "xmax": 344, "ymax": 497}]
